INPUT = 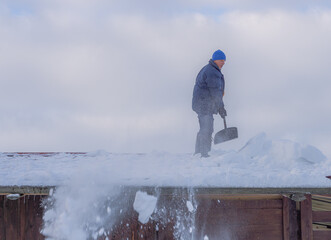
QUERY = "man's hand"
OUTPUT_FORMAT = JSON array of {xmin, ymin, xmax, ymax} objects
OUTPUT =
[{"xmin": 219, "ymin": 107, "xmax": 227, "ymax": 118}]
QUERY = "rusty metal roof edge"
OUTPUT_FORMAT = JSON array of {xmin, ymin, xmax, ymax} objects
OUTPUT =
[{"xmin": 1, "ymin": 186, "xmax": 331, "ymax": 195}]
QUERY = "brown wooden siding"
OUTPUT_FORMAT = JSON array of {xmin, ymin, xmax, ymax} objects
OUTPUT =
[
  {"xmin": 0, "ymin": 195, "xmax": 45, "ymax": 240},
  {"xmin": 194, "ymin": 198, "xmax": 284, "ymax": 240},
  {"xmin": 1, "ymin": 193, "xmax": 330, "ymax": 240},
  {"xmin": 312, "ymin": 195, "xmax": 331, "ymax": 240}
]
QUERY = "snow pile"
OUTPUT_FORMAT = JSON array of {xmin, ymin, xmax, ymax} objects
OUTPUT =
[
  {"xmin": 0, "ymin": 132, "xmax": 330, "ymax": 187},
  {"xmin": 239, "ymin": 133, "xmax": 326, "ymax": 166}
]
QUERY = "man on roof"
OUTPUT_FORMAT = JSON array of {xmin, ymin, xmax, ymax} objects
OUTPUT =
[{"xmin": 192, "ymin": 49, "xmax": 227, "ymax": 158}]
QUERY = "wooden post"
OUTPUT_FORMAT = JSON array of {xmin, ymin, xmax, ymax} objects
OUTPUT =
[
  {"xmin": 283, "ymin": 196, "xmax": 298, "ymax": 240},
  {"xmin": 20, "ymin": 196, "xmax": 26, "ymax": 240},
  {"xmin": 300, "ymin": 194, "xmax": 313, "ymax": 240},
  {"xmin": 283, "ymin": 196, "xmax": 290, "ymax": 240},
  {"xmin": 0, "ymin": 196, "xmax": 5, "ymax": 239}
]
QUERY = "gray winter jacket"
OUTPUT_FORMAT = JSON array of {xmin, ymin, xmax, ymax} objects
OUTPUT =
[{"xmin": 192, "ymin": 59, "xmax": 225, "ymax": 115}]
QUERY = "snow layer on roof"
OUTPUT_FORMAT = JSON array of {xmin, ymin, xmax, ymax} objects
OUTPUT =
[{"xmin": 0, "ymin": 133, "xmax": 330, "ymax": 187}]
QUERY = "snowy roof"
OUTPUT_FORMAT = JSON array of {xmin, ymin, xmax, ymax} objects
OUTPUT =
[{"xmin": 0, "ymin": 133, "xmax": 330, "ymax": 188}]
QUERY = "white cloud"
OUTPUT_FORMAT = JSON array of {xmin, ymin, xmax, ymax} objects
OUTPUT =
[{"xmin": 0, "ymin": 2, "xmax": 331, "ymax": 157}]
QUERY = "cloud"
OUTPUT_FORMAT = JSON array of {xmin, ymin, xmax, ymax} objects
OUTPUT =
[
  {"xmin": 182, "ymin": 0, "xmax": 331, "ymax": 10},
  {"xmin": 0, "ymin": 2, "xmax": 331, "ymax": 157}
]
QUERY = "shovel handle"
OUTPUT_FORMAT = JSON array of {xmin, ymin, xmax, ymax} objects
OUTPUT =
[{"xmin": 223, "ymin": 117, "xmax": 227, "ymax": 129}]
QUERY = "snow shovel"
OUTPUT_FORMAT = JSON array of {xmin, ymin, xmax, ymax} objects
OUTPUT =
[{"xmin": 214, "ymin": 117, "xmax": 238, "ymax": 144}]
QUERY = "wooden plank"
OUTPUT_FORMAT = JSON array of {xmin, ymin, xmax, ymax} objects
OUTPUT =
[
  {"xmin": 156, "ymin": 223, "xmax": 176, "ymax": 240},
  {"xmin": 312, "ymin": 195, "xmax": 331, "ymax": 212},
  {"xmin": 109, "ymin": 209, "xmax": 283, "ymax": 239},
  {"xmin": 289, "ymin": 197, "xmax": 299, "ymax": 240},
  {"xmin": 232, "ymin": 224, "xmax": 283, "ymax": 239},
  {"xmin": 23, "ymin": 195, "xmax": 45, "ymax": 240},
  {"xmin": 194, "ymin": 222, "xmax": 283, "ymax": 240},
  {"xmin": 283, "ymin": 196, "xmax": 298, "ymax": 240},
  {"xmin": 4, "ymin": 197, "xmax": 20, "ymax": 240},
  {"xmin": 200, "ymin": 209, "xmax": 283, "ymax": 226},
  {"xmin": 196, "ymin": 194, "xmax": 282, "ymax": 200},
  {"xmin": 313, "ymin": 230, "xmax": 331, "ymax": 240},
  {"xmin": 0, "ymin": 196, "xmax": 5, "ymax": 240},
  {"xmin": 20, "ymin": 196, "xmax": 26, "ymax": 240},
  {"xmin": 23, "ymin": 195, "xmax": 34, "ymax": 240},
  {"xmin": 108, "ymin": 197, "xmax": 285, "ymax": 239},
  {"xmin": 313, "ymin": 211, "xmax": 331, "ymax": 222},
  {"xmin": 109, "ymin": 211, "xmax": 139, "ymax": 240},
  {"xmin": 197, "ymin": 199, "xmax": 283, "ymax": 209},
  {"xmin": 283, "ymin": 196, "xmax": 291, "ymax": 240},
  {"xmin": 194, "ymin": 198, "xmax": 284, "ymax": 239},
  {"xmin": 136, "ymin": 221, "xmax": 158, "ymax": 240},
  {"xmin": 301, "ymin": 194, "xmax": 313, "ymax": 240},
  {"xmin": 33, "ymin": 195, "xmax": 46, "ymax": 240},
  {"xmin": 109, "ymin": 216, "xmax": 175, "ymax": 240},
  {"xmin": 313, "ymin": 195, "xmax": 331, "ymax": 198}
]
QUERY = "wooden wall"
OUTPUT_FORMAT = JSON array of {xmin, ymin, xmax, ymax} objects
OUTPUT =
[
  {"xmin": 0, "ymin": 193, "xmax": 330, "ymax": 240},
  {"xmin": 0, "ymin": 195, "xmax": 45, "ymax": 240},
  {"xmin": 194, "ymin": 197, "xmax": 288, "ymax": 240},
  {"xmin": 89, "ymin": 194, "xmax": 291, "ymax": 240}
]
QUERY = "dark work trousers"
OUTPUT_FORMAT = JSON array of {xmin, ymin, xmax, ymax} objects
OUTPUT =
[{"xmin": 195, "ymin": 114, "xmax": 214, "ymax": 156}]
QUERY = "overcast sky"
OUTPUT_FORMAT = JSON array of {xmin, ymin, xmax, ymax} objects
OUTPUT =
[{"xmin": 1, "ymin": 0, "xmax": 331, "ymax": 157}]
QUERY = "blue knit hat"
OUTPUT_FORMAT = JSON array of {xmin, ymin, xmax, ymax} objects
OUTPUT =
[{"xmin": 212, "ymin": 49, "xmax": 226, "ymax": 61}]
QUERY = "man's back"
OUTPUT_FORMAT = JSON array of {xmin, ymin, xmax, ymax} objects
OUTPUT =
[{"xmin": 192, "ymin": 59, "xmax": 224, "ymax": 115}]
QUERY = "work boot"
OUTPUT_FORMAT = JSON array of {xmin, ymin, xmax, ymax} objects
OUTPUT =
[{"xmin": 201, "ymin": 153, "xmax": 210, "ymax": 158}]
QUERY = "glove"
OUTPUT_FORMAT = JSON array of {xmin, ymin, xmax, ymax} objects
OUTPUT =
[{"xmin": 219, "ymin": 107, "xmax": 227, "ymax": 118}]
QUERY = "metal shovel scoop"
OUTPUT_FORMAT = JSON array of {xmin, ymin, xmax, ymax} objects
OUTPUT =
[{"xmin": 214, "ymin": 117, "xmax": 238, "ymax": 144}]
